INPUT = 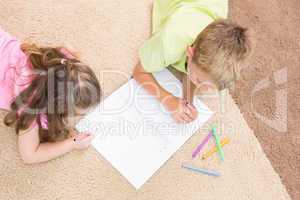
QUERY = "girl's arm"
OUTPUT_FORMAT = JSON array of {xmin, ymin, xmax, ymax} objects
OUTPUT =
[
  {"xmin": 18, "ymin": 126, "xmax": 74, "ymax": 164},
  {"xmin": 18, "ymin": 125, "xmax": 93, "ymax": 164}
]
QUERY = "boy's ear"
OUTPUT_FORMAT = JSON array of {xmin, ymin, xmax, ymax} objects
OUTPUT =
[{"xmin": 186, "ymin": 46, "xmax": 195, "ymax": 58}]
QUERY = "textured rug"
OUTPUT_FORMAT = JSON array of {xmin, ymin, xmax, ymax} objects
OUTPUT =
[{"xmin": 0, "ymin": 0, "xmax": 291, "ymax": 199}]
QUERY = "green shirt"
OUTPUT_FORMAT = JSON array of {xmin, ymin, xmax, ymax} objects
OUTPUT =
[{"xmin": 139, "ymin": 0, "xmax": 228, "ymax": 73}]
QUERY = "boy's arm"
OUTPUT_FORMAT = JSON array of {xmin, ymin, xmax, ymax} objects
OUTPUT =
[
  {"xmin": 133, "ymin": 62, "xmax": 172, "ymax": 105},
  {"xmin": 133, "ymin": 62, "xmax": 198, "ymax": 123}
]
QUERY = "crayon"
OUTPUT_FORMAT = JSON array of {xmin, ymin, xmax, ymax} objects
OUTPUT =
[
  {"xmin": 182, "ymin": 164, "xmax": 220, "ymax": 177},
  {"xmin": 211, "ymin": 127, "xmax": 225, "ymax": 161},
  {"xmin": 192, "ymin": 132, "xmax": 213, "ymax": 158},
  {"xmin": 202, "ymin": 137, "xmax": 230, "ymax": 160}
]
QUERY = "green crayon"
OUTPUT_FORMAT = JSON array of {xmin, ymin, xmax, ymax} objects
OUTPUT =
[{"xmin": 211, "ymin": 127, "xmax": 224, "ymax": 161}]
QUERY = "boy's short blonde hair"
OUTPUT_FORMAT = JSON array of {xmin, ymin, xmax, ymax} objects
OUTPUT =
[{"xmin": 192, "ymin": 19, "xmax": 251, "ymax": 90}]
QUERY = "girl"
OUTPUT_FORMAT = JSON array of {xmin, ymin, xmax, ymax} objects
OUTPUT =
[{"xmin": 0, "ymin": 27, "xmax": 101, "ymax": 164}]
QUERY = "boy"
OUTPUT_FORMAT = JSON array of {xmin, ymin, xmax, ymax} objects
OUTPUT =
[{"xmin": 133, "ymin": 0, "xmax": 251, "ymax": 123}]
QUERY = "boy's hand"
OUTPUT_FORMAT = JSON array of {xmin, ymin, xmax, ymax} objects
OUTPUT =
[
  {"xmin": 163, "ymin": 96, "xmax": 198, "ymax": 123},
  {"xmin": 72, "ymin": 133, "xmax": 94, "ymax": 150}
]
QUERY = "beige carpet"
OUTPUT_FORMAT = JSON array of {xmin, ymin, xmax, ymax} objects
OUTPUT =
[{"xmin": 0, "ymin": 0, "xmax": 291, "ymax": 199}]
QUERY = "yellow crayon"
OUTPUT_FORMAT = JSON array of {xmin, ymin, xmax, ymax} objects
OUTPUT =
[{"xmin": 202, "ymin": 137, "xmax": 230, "ymax": 160}]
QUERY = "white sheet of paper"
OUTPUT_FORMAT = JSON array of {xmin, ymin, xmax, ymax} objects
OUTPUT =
[{"xmin": 76, "ymin": 69, "xmax": 214, "ymax": 189}]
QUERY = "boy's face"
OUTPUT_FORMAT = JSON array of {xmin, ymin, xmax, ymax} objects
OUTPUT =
[{"xmin": 186, "ymin": 47, "xmax": 217, "ymax": 91}]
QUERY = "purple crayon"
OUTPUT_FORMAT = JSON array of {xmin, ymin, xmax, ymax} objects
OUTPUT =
[{"xmin": 192, "ymin": 132, "xmax": 212, "ymax": 158}]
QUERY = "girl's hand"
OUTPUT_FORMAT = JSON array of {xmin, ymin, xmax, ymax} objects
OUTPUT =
[
  {"xmin": 72, "ymin": 133, "xmax": 94, "ymax": 150},
  {"xmin": 60, "ymin": 42, "xmax": 81, "ymax": 59}
]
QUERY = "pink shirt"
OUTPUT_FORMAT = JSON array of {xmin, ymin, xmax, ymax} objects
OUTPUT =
[{"xmin": 0, "ymin": 27, "xmax": 48, "ymax": 129}]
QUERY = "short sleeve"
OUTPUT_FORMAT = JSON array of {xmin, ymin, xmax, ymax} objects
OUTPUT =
[
  {"xmin": 139, "ymin": 17, "xmax": 191, "ymax": 73},
  {"xmin": 139, "ymin": 33, "xmax": 167, "ymax": 73},
  {"xmin": 0, "ymin": 27, "xmax": 33, "ymax": 110},
  {"xmin": 200, "ymin": 0, "xmax": 228, "ymax": 19},
  {"xmin": 0, "ymin": 27, "xmax": 25, "ymax": 66}
]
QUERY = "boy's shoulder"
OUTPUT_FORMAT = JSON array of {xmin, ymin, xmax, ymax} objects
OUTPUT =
[{"xmin": 139, "ymin": 0, "xmax": 228, "ymax": 73}]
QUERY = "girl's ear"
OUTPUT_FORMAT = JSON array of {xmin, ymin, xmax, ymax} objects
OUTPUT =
[{"xmin": 186, "ymin": 46, "xmax": 195, "ymax": 59}]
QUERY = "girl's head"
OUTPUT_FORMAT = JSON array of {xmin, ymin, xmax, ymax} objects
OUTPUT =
[
  {"xmin": 186, "ymin": 19, "xmax": 252, "ymax": 91},
  {"xmin": 4, "ymin": 43, "xmax": 101, "ymax": 141}
]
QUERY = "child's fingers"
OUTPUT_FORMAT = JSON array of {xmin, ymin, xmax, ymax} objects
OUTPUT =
[
  {"xmin": 82, "ymin": 132, "xmax": 92, "ymax": 137},
  {"xmin": 174, "ymin": 114, "xmax": 184, "ymax": 123},
  {"xmin": 180, "ymin": 107, "xmax": 193, "ymax": 122},
  {"xmin": 75, "ymin": 133, "xmax": 90, "ymax": 140},
  {"xmin": 176, "ymin": 112, "xmax": 189, "ymax": 123},
  {"xmin": 187, "ymin": 104, "xmax": 198, "ymax": 118},
  {"xmin": 182, "ymin": 101, "xmax": 195, "ymax": 120},
  {"xmin": 81, "ymin": 134, "xmax": 94, "ymax": 143},
  {"xmin": 177, "ymin": 116, "xmax": 185, "ymax": 123},
  {"xmin": 183, "ymin": 106, "xmax": 197, "ymax": 121},
  {"xmin": 182, "ymin": 113, "xmax": 192, "ymax": 123},
  {"xmin": 187, "ymin": 102, "xmax": 197, "ymax": 111},
  {"xmin": 183, "ymin": 104, "xmax": 192, "ymax": 115},
  {"xmin": 190, "ymin": 109, "xmax": 198, "ymax": 119}
]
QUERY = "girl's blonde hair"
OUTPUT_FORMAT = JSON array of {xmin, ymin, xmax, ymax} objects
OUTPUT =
[
  {"xmin": 192, "ymin": 19, "xmax": 251, "ymax": 90},
  {"xmin": 4, "ymin": 43, "xmax": 101, "ymax": 142}
]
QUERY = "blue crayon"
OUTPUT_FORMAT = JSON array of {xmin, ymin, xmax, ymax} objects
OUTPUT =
[{"xmin": 182, "ymin": 164, "xmax": 220, "ymax": 177}]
